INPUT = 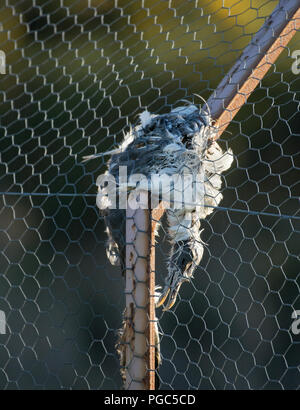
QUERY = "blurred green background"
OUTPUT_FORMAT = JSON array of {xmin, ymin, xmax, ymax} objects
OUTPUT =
[{"xmin": 0, "ymin": 0, "xmax": 299, "ymax": 389}]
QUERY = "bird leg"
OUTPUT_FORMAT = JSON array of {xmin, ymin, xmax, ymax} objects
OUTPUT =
[{"xmin": 156, "ymin": 240, "xmax": 199, "ymax": 310}]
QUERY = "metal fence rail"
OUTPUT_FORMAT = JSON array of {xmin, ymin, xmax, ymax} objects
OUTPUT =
[{"xmin": 0, "ymin": 0, "xmax": 299, "ymax": 390}]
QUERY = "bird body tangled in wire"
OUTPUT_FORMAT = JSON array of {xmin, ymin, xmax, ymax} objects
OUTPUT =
[{"xmin": 86, "ymin": 101, "xmax": 233, "ymax": 384}]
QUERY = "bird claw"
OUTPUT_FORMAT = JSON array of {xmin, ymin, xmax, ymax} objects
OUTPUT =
[
  {"xmin": 162, "ymin": 285, "xmax": 181, "ymax": 311},
  {"xmin": 156, "ymin": 287, "xmax": 170, "ymax": 308},
  {"xmin": 156, "ymin": 277, "xmax": 189, "ymax": 310}
]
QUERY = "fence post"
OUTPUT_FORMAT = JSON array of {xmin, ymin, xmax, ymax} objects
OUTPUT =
[{"xmin": 124, "ymin": 201, "xmax": 165, "ymax": 390}]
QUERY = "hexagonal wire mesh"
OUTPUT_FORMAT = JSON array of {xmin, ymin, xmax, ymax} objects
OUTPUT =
[{"xmin": 0, "ymin": 0, "xmax": 299, "ymax": 390}]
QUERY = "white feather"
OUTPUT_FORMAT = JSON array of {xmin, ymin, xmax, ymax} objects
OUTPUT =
[
  {"xmin": 171, "ymin": 105, "xmax": 198, "ymax": 116},
  {"xmin": 163, "ymin": 143, "xmax": 183, "ymax": 153},
  {"xmin": 139, "ymin": 110, "xmax": 153, "ymax": 128}
]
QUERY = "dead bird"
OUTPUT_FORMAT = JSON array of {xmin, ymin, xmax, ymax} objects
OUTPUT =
[{"xmin": 88, "ymin": 102, "xmax": 233, "ymax": 310}]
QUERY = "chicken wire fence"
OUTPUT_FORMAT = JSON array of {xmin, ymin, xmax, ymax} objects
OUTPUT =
[{"xmin": 0, "ymin": 0, "xmax": 299, "ymax": 390}]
